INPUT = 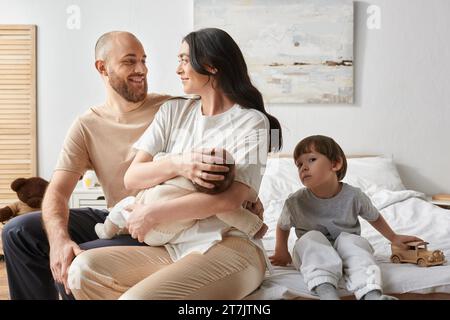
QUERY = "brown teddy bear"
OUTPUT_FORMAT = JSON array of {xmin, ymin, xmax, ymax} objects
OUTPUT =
[{"xmin": 0, "ymin": 177, "xmax": 49, "ymax": 223}]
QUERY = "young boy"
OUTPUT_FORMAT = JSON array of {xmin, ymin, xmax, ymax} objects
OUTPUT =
[{"xmin": 269, "ymin": 135, "xmax": 422, "ymax": 300}]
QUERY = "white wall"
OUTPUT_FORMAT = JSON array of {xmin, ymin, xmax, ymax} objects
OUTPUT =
[
  {"xmin": 0, "ymin": 0, "xmax": 193, "ymax": 184},
  {"xmin": 266, "ymin": 0, "xmax": 450, "ymax": 195},
  {"xmin": 1, "ymin": 0, "xmax": 449, "ymax": 195}
]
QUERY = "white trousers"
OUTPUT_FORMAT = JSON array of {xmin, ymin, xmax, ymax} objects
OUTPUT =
[{"xmin": 292, "ymin": 230, "xmax": 383, "ymax": 300}]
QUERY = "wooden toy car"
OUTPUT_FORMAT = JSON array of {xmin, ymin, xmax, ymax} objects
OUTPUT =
[{"xmin": 390, "ymin": 241, "xmax": 446, "ymax": 267}]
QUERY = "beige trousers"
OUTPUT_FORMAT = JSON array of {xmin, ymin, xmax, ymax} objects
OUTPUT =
[{"xmin": 68, "ymin": 236, "xmax": 266, "ymax": 300}]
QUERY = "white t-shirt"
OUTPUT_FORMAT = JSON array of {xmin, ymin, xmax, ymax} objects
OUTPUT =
[{"xmin": 133, "ymin": 98, "xmax": 270, "ymax": 261}]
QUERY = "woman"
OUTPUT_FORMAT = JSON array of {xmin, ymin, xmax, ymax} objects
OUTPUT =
[{"xmin": 68, "ymin": 28, "xmax": 283, "ymax": 299}]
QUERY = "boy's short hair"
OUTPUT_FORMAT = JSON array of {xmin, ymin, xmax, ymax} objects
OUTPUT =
[{"xmin": 293, "ymin": 135, "xmax": 347, "ymax": 181}]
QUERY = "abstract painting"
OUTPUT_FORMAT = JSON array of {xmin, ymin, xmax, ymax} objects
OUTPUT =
[{"xmin": 194, "ymin": 0, "xmax": 354, "ymax": 104}]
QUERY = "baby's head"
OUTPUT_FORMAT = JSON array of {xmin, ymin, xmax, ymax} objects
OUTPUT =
[
  {"xmin": 193, "ymin": 148, "xmax": 236, "ymax": 195},
  {"xmin": 293, "ymin": 135, "xmax": 347, "ymax": 187}
]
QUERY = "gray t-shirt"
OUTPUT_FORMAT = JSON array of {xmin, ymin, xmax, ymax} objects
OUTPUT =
[{"xmin": 278, "ymin": 183, "xmax": 380, "ymax": 242}]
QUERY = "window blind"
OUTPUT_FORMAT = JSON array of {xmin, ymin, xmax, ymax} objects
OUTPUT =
[{"xmin": 0, "ymin": 25, "xmax": 36, "ymax": 207}]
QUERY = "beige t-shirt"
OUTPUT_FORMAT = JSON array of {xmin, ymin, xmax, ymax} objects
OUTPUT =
[
  {"xmin": 55, "ymin": 93, "xmax": 171, "ymax": 208},
  {"xmin": 133, "ymin": 98, "xmax": 270, "ymax": 261}
]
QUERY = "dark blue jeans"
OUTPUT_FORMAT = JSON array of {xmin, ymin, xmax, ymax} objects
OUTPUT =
[{"xmin": 1, "ymin": 208, "xmax": 145, "ymax": 300}]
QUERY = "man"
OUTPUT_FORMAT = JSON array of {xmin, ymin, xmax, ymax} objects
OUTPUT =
[{"xmin": 1, "ymin": 31, "xmax": 171, "ymax": 299}]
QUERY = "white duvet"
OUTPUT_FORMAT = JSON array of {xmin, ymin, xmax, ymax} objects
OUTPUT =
[{"xmin": 246, "ymin": 189, "xmax": 450, "ymax": 300}]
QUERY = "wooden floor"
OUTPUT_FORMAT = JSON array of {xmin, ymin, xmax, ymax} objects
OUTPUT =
[{"xmin": 0, "ymin": 261, "xmax": 10, "ymax": 300}]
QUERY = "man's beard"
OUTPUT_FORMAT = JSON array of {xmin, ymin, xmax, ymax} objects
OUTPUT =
[{"xmin": 109, "ymin": 70, "xmax": 148, "ymax": 103}]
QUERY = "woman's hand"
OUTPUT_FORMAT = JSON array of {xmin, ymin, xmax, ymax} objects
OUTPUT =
[
  {"xmin": 173, "ymin": 148, "xmax": 230, "ymax": 189},
  {"xmin": 125, "ymin": 203, "xmax": 157, "ymax": 243},
  {"xmin": 245, "ymin": 197, "xmax": 264, "ymax": 220},
  {"xmin": 244, "ymin": 197, "xmax": 266, "ymax": 238},
  {"xmin": 391, "ymin": 234, "xmax": 423, "ymax": 249},
  {"xmin": 254, "ymin": 223, "xmax": 268, "ymax": 239}
]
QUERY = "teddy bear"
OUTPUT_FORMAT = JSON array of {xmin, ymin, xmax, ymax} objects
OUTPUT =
[{"xmin": 0, "ymin": 177, "xmax": 49, "ymax": 223}]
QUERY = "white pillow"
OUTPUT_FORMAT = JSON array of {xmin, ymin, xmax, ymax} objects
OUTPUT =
[
  {"xmin": 258, "ymin": 157, "xmax": 303, "ymax": 208},
  {"xmin": 258, "ymin": 155, "xmax": 405, "ymax": 209},
  {"xmin": 343, "ymin": 157, "xmax": 405, "ymax": 192}
]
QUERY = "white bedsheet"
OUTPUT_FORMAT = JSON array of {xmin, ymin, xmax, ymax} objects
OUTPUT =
[{"xmin": 246, "ymin": 190, "xmax": 450, "ymax": 300}]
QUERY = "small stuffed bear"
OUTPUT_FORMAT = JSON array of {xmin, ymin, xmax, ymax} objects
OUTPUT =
[{"xmin": 0, "ymin": 177, "xmax": 49, "ymax": 223}]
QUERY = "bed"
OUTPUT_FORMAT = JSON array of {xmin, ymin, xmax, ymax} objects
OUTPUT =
[{"xmin": 245, "ymin": 154, "xmax": 450, "ymax": 300}]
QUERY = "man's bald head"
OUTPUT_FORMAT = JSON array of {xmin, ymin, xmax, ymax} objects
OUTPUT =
[
  {"xmin": 94, "ymin": 31, "xmax": 148, "ymax": 103},
  {"xmin": 95, "ymin": 31, "xmax": 141, "ymax": 61}
]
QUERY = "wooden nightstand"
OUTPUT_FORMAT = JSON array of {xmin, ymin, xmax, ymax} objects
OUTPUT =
[
  {"xmin": 70, "ymin": 187, "xmax": 107, "ymax": 209},
  {"xmin": 429, "ymin": 194, "xmax": 450, "ymax": 210}
]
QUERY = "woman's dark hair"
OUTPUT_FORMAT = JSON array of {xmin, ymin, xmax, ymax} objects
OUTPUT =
[
  {"xmin": 293, "ymin": 135, "xmax": 347, "ymax": 181},
  {"xmin": 183, "ymin": 28, "xmax": 282, "ymax": 152}
]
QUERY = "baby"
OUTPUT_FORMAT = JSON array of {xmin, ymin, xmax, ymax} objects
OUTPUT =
[
  {"xmin": 95, "ymin": 149, "xmax": 266, "ymax": 246},
  {"xmin": 269, "ymin": 135, "xmax": 422, "ymax": 300}
]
